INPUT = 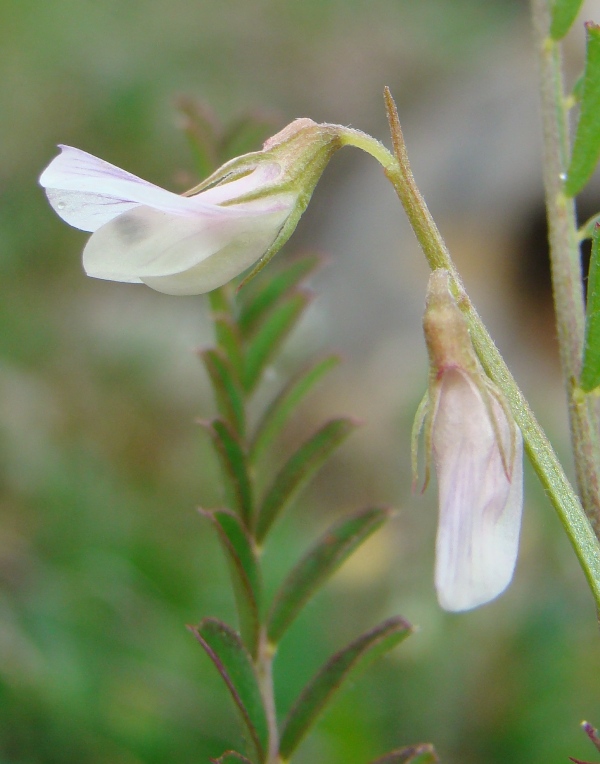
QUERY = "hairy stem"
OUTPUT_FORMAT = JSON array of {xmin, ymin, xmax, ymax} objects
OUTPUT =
[{"xmin": 530, "ymin": 0, "xmax": 600, "ymax": 537}]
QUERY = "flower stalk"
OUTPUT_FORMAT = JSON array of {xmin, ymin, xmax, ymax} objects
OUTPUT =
[{"xmin": 337, "ymin": 90, "xmax": 600, "ymax": 610}]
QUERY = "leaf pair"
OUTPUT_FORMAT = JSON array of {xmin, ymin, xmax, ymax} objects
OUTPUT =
[{"xmin": 190, "ymin": 615, "xmax": 412, "ymax": 764}]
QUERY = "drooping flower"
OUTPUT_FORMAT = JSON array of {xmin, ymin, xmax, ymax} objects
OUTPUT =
[
  {"xmin": 39, "ymin": 119, "xmax": 342, "ymax": 295},
  {"xmin": 416, "ymin": 269, "xmax": 523, "ymax": 612}
]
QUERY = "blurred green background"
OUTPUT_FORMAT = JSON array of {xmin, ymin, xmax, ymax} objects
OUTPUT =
[{"xmin": 1, "ymin": 0, "xmax": 599, "ymax": 762}]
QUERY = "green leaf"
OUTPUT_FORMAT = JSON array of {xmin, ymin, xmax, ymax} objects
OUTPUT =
[
  {"xmin": 566, "ymin": 23, "xmax": 600, "ymax": 197},
  {"xmin": 202, "ymin": 349, "xmax": 246, "ymax": 437},
  {"xmin": 212, "ymin": 752, "xmax": 254, "ymax": 764},
  {"xmin": 214, "ymin": 316, "xmax": 246, "ymax": 383},
  {"xmin": 206, "ymin": 420, "xmax": 253, "ymax": 525},
  {"xmin": 189, "ymin": 618, "xmax": 269, "ymax": 763},
  {"xmin": 279, "ymin": 616, "xmax": 413, "ymax": 759},
  {"xmin": 250, "ymin": 355, "xmax": 340, "ymax": 466},
  {"xmin": 221, "ymin": 115, "xmax": 278, "ymax": 162},
  {"xmin": 238, "ymin": 255, "xmax": 320, "ymax": 338},
  {"xmin": 243, "ymin": 291, "xmax": 312, "ymax": 394},
  {"xmin": 581, "ymin": 224, "xmax": 600, "ymax": 391},
  {"xmin": 201, "ymin": 508, "xmax": 261, "ymax": 657},
  {"xmin": 369, "ymin": 745, "xmax": 438, "ymax": 764},
  {"xmin": 255, "ymin": 418, "xmax": 359, "ymax": 543},
  {"xmin": 550, "ymin": 0, "xmax": 584, "ymax": 40},
  {"xmin": 578, "ymin": 211, "xmax": 600, "ymax": 241},
  {"xmin": 267, "ymin": 507, "xmax": 392, "ymax": 644}
]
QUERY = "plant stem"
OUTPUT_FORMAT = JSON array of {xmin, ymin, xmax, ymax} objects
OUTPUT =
[
  {"xmin": 530, "ymin": 0, "xmax": 600, "ymax": 538},
  {"xmin": 337, "ymin": 92, "xmax": 600, "ymax": 610},
  {"xmin": 256, "ymin": 628, "xmax": 280, "ymax": 764}
]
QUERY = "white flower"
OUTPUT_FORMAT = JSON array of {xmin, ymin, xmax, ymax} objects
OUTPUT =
[
  {"xmin": 431, "ymin": 367, "xmax": 523, "ymax": 612},
  {"xmin": 39, "ymin": 120, "xmax": 342, "ymax": 295},
  {"xmin": 420, "ymin": 270, "xmax": 523, "ymax": 612}
]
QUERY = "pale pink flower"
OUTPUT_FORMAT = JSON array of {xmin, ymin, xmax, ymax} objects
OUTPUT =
[
  {"xmin": 39, "ymin": 119, "xmax": 341, "ymax": 295},
  {"xmin": 421, "ymin": 269, "xmax": 523, "ymax": 611}
]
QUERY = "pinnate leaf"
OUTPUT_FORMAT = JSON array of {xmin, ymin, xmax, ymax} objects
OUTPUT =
[
  {"xmin": 267, "ymin": 506, "xmax": 392, "ymax": 644},
  {"xmin": 202, "ymin": 349, "xmax": 246, "ymax": 436},
  {"xmin": 201, "ymin": 508, "xmax": 261, "ymax": 656},
  {"xmin": 206, "ymin": 420, "xmax": 253, "ymax": 525},
  {"xmin": 581, "ymin": 224, "xmax": 600, "ymax": 391},
  {"xmin": 369, "ymin": 745, "xmax": 438, "ymax": 764},
  {"xmin": 278, "ymin": 616, "xmax": 413, "ymax": 759},
  {"xmin": 550, "ymin": 0, "xmax": 584, "ymax": 40},
  {"xmin": 243, "ymin": 291, "xmax": 312, "ymax": 393},
  {"xmin": 250, "ymin": 354, "xmax": 340, "ymax": 465},
  {"xmin": 566, "ymin": 23, "xmax": 600, "ymax": 197},
  {"xmin": 238, "ymin": 255, "xmax": 321, "ymax": 338},
  {"xmin": 255, "ymin": 417, "xmax": 359, "ymax": 542},
  {"xmin": 189, "ymin": 618, "xmax": 269, "ymax": 763}
]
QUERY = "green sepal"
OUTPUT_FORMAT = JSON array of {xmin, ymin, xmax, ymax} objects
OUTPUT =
[
  {"xmin": 369, "ymin": 745, "xmax": 438, "ymax": 764},
  {"xmin": 255, "ymin": 417, "xmax": 359, "ymax": 543},
  {"xmin": 550, "ymin": 0, "xmax": 584, "ymax": 40},
  {"xmin": 580, "ymin": 224, "xmax": 600, "ymax": 391},
  {"xmin": 267, "ymin": 507, "xmax": 392, "ymax": 645},
  {"xmin": 566, "ymin": 23, "xmax": 600, "ymax": 197},
  {"xmin": 200, "ymin": 508, "xmax": 262, "ymax": 657},
  {"xmin": 243, "ymin": 291, "xmax": 313, "ymax": 394},
  {"xmin": 205, "ymin": 419, "xmax": 253, "ymax": 526},
  {"xmin": 238, "ymin": 255, "xmax": 321, "ymax": 338},
  {"xmin": 211, "ymin": 752, "xmax": 254, "ymax": 764},
  {"xmin": 278, "ymin": 616, "xmax": 413, "ymax": 760},
  {"xmin": 188, "ymin": 618, "xmax": 269, "ymax": 763},
  {"xmin": 202, "ymin": 349, "xmax": 246, "ymax": 437},
  {"xmin": 250, "ymin": 354, "xmax": 340, "ymax": 466}
]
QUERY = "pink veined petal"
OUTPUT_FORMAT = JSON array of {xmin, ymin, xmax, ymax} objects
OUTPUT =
[
  {"xmin": 82, "ymin": 198, "xmax": 293, "ymax": 295},
  {"xmin": 39, "ymin": 146, "xmax": 287, "ymax": 233},
  {"xmin": 432, "ymin": 369, "xmax": 523, "ymax": 612}
]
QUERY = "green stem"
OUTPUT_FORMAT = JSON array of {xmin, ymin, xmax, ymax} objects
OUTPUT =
[
  {"xmin": 530, "ymin": 0, "xmax": 600, "ymax": 538},
  {"xmin": 256, "ymin": 628, "xmax": 280, "ymax": 764},
  {"xmin": 337, "ymin": 92, "xmax": 600, "ymax": 610}
]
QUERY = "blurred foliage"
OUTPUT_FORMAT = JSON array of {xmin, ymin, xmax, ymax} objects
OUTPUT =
[{"xmin": 1, "ymin": 0, "xmax": 600, "ymax": 763}]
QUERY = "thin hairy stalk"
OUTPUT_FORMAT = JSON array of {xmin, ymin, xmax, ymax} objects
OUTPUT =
[
  {"xmin": 530, "ymin": 0, "xmax": 600, "ymax": 537},
  {"xmin": 337, "ymin": 93, "xmax": 600, "ymax": 609}
]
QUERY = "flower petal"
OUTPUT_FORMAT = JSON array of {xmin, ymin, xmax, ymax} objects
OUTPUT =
[
  {"xmin": 432, "ymin": 369, "xmax": 523, "ymax": 611},
  {"xmin": 82, "ymin": 201, "xmax": 292, "ymax": 295}
]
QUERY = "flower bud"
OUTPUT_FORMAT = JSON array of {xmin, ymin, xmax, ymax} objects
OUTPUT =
[
  {"xmin": 39, "ymin": 119, "xmax": 342, "ymax": 295},
  {"xmin": 419, "ymin": 270, "xmax": 523, "ymax": 611}
]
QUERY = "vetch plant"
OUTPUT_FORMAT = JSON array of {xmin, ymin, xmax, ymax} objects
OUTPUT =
[{"xmin": 38, "ymin": 0, "xmax": 600, "ymax": 759}]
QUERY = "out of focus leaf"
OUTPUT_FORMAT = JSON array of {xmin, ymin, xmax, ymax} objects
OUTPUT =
[
  {"xmin": 566, "ymin": 23, "xmax": 600, "ymax": 197},
  {"xmin": 212, "ymin": 753, "xmax": 254, "ymax": 764},
  {"xmin": 255, "ymin": 418, "xmax": 358, "ymax": 542},
  {"xmin": 212, "ymin": 752, "xmax": 254, "ymax": 764},
  {"xmin": 238, "ymin": 255, "xmax": 320, "ymax": 338},
  {"xmin": 177, "ymin": 96, "xmax": 220, "ymax": 178},
  {"xmin": 201, "ymin": 508, "xmax": 261, "ymax": 656},
  {"xmin": 369, "ymin": 744, "xmax": 438, "ymax": 764},
  {"xmin": 578, "ymin": 211, "xmax": 600, "ymax": 241},
  {"xmin": 581, "ymin": 225, "xmax": 600, "ymax": 391},
  {"xmin": 267, "ymin": 506, "xmax": 392, "ymax": 644},
  {"xmin": 243, "ymin": 291, "xmax": 312, "ymax": 393},
  {"xmin": 214, "ymin": 316, "xmax": 246, "ymax": 383},
  {"xmin": 250, "ymin": 354, "xmax": 340, "ymax": 465},
  {"xmin": 279, "ymin": 616, "xmax": 413, "ymax": 759},
  {"xmin": 189, "ymin": 618, "xmax": 269, "ymax": 763},
  {"xmin": 222, "ymin": 114, "xmax": 279, "ymax": 162},
  {"xmin": 202, "ymin": 349, "xmax": 246, "ymax": 436},
  {"xmin": 206, "ymin": 420, "xmax": 253, "ymax": 525},
  {"xmin": 550, "ymin": 0, "xmax": 584, "ymax": 40}
]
